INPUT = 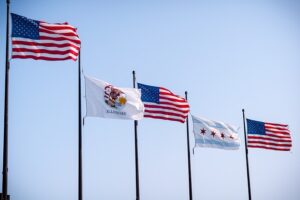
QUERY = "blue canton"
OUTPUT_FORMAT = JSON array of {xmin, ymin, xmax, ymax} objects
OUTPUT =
[
  {"xmin": 246, "ymin": 119, "xmax": 266, "ymax": 135},
  {"xmin": 11, "ymin": 13, "xmax": 39, "ymax": 39},
  {"xmin": 137, "ymin": 83, "xmax": 159, "ymax": 103}
]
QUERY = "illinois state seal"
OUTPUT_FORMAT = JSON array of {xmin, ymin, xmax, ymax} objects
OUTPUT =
[{"xmin": 104, "ymin": 85, "xmax": 127, "ymax": 109}]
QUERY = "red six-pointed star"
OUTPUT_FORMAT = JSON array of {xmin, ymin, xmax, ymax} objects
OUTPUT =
[
  {"xmin": 221, "ymin": 133, "xmax": 225, "ymax": 139},
  {"xmin": 200, "ymin": 128, "xmax": 206, "ymax": 135},
  {"xmin": 211, "ymin": 131, "xmax": 216, "ymax": 137}
]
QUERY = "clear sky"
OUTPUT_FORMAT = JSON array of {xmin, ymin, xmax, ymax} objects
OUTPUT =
[{"xmin": 0, "ymin": 0, "xmax": 299, "ymax": 200}]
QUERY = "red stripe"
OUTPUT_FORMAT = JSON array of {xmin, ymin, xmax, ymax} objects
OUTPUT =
[
  {"xmin": 266, "ymin": 133, "xmax": 291, "ymax": 138},
  {"xmin": 160, "ymin": 91, "xmax": 184, "ymax": 99},
  {"xmin": 159, "ymin": 101, "xmax": 189, "ymax": 108},
  {"xmin": 144, "ymin": 115, "xmax": 185, "ymax": 123},
  {"xmin": 265, "ymin": 122, "xmax": 288, "ymax": 127},
  {"xmin": 159, "ymin": 91, "xmax": 183, "ymax": 99},
  {"xmin": 40, "ymin": 21, "xmax": 68, "ymax": 25},
  {"xmin": 248, "ymin": 136, "xmax": 292, "ymax": 143},
  {"xmin": 40, "ymin": 24, "xmax": 76, "ymax": 32},
  {"xmin": 248, "ymin": 141, "xmax": 292, "ymax": 147},
  {"xmin": 40, "ymin": 28, "xmax": 79, "ymax": 37},
  {"xmin": 264, "ymin": 125, "xmax": 289, "ymax": 131},
  {"xmin": 247, "ymin": 145, "xmax": 290, "ymax": 151},
  {"xmin": 39, "ymin": 36, "xmax": 81, "ymax": 45},
  {"xmin": 265, "ymin": 129, "xmax": 290, "ymax": 135},
  {"xmin": 248, "ymin": 133, "xmax": 291, "ymax": 139},
  {"xmin": 13, "ymin": 48, "xmax": 78, "ymax": 56},
  {"xmin": 12, "ymin": 40, "xmax": 80, "ymax": 50},
  {"xmin": 159, "ymin": 91, "xmax": 173, "ymax": 96},
  {"xmin": 160, "ymin": 96, "xmax": 187, "ymax": 103},
  {"xmin": 145, "ymin": 109, "xmax": 187, "ymax": 119},
  {"xmin": 265, "ymin": 133, "xmax": 291, "ymax": 139},
  {"xmin": 160, "ymin": 87, "xmax": 173, "ymax": 93},
  {"xmin": 144, "ymin": 104, "xmax": 189, "ymax": 113},
  {"xmin": 12, "ymin": 55, "xmax": 76, "ymax": 61}
]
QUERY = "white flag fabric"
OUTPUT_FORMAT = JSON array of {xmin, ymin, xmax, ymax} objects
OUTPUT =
[
  {"xmin": 192, "ymin": 115, "xmax": 240, "ymax": 150},
  {"xmin": 85, "ymin": 76, "xmax": 144, "ymax": 120}
]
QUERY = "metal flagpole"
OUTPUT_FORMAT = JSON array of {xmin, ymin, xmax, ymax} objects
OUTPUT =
[
  {"xmin": 78, "ymin": 52, "xmax": 83, "ymax": 200},
  {"xmin": 242, "ymin": 109, "xmax": 252, "ymax": 200},
  {"xmin": 185, "ymin": 91, "xmax": 193, "ymax": 200},
  {"xmin": 132, "ymin": 70, "xmax": 140, "ymax": 200},
  {"xmin": 1, "ymin": 0, "xmax": 11, "ymax": 199}
]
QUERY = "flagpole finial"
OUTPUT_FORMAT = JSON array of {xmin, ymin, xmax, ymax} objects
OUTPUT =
[
  {"xmin": 132, "ymin": 70, "xmax": 136, "ymax": 88},
  {"xmin": 242, "ymin": 108, "xmax": 245, "ymax": 112}
]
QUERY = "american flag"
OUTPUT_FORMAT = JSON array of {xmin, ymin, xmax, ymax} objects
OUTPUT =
[
  {"xmin": 11, "ymin": 13, "xmax": 80, "ymax": 61},
  {"xmin": 246, "ymin": 119, "xmax": 292, "ymax": 151},
  {"xmin": 137, "ymin": 83, "xmax": 189, "ymax": 123}
]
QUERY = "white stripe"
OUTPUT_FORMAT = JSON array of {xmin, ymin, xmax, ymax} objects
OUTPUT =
[
  {"xmin": 144, "ymin": 102, "xmax": 189, "ymax": 112},
  {"xmin": 248, "ymin": 138, "xmax": 291, "ymax": 145},
  {"xmin": 12, "ymin": 38, "xmax": 80, "ymax": 48},
  {"xmin": 12, "ymin": 44, "xmax": 79, "ymax": 53},
  {"xmin": 160, "ymin": 93, "xmax": 185, "ymax": 101},
  {"xmin": 145, "ymin": 107, "xmax": 188, "ymax": 117},
  {"xmin": 265, "ymin": 128, "xmax": 290, "ymax": 134},
  {"xmin": 248, "ymin": 144, "xmax": 291, "ymax": 150},
  {"xmin": 40, "ymin": 22, "xmax": 76, "ymax": 29},
  {"xmin": 144, "ymin": 113, "xmax": 185, "ymax": 121},
  {"xmin": 265, "ymin": 124, "xmax": 288, "ymax": 128},
  {"xmin": 159, "ymin": 98, "xmax": 189, "ymax": 106},
  {"xmin": 40, "ymin": 26, "xmax": 77, "ymax": 34},
  {"xmin": 12, "ymin": 51, "xmax": 77, "ymax": 59},
  {"xmin": 266, "ymin": 132, "xmax": 291, "ymax": 138},
  {"xmin": 39, "ymin": 32, "xmax": 80, "ymax": 41},
  {"xmin": 248, "ymin": 134, "xmax": 292, "ymax": 141},
  {"xmin": 160, "ymin": 89, "xmax": 184, "ymax": 99},
  {"xmin": 160, "ymin": 88, "xmax": 173, "ymax": 94}
]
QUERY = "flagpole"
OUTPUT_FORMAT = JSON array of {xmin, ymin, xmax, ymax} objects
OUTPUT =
[
  {"xmin": 132, "ymin": 70, "xmax": 140, "ymax": 200},
  {"xmin": 1, "ymin": 0, "xmax": 11, "ymax": 199},
  {"xmin": 185, "ymin": 91, "xmax": 193, "ymax": 200},
  {"xmin": 242, "ymin": 109, "xmax": 252, "ymax": 200},
  {"xmin": 78, "ymin": 52, "xmax": 83, "ymax": 200}
]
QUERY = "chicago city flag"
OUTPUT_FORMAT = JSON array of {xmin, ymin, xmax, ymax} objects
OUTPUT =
[
  {"xmin": 85, "ymin": 76, "xmax": 144, "ymax": 120},
  {"xmin": 192, "ymin": 115, "xmax": 240, "ymax": 150}
]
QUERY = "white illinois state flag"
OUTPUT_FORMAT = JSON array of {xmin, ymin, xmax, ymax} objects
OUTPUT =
[
  {"xmin": 84, "ymin": 76, "xmax": 144, "ymax": 120},
  {"xmin": 191, "ymin": 115, "xmax": 240, "ymax": 150}
]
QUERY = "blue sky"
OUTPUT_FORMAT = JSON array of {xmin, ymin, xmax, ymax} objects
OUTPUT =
[{"xmin": 0, "ymin": 0, "xmax": 299, "ymax": 199}]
